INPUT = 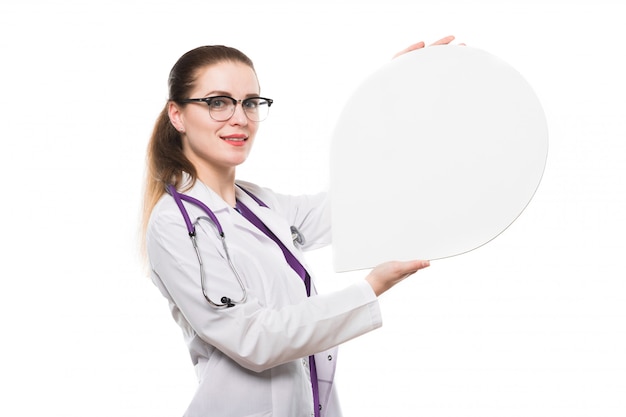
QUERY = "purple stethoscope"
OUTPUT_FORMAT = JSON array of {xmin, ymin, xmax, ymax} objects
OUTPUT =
[{"xmin": 166, "ymin": 183, "xmax": 306, "ymax": 309}]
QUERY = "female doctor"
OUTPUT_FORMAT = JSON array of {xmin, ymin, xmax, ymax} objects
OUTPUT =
[{"xmin": 143, "ymin": 37, "xmax": 455, "ymax": 417}]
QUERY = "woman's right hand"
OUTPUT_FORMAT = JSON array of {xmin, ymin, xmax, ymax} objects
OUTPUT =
[{"xmin": 365, "ymin": 260, "xmax": 431, "ymax": 296}]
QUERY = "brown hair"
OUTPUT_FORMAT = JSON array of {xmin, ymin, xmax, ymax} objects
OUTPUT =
[{"xmin": 141, "ymin": 45, "xmax": 256, "ymax": 245}]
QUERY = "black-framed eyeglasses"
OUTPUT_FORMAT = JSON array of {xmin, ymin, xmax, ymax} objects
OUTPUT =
[{"xmin": 177, "ymin": 96, "xmax": 274, "ymax": 122}]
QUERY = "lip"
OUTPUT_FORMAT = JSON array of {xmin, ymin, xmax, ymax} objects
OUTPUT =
[{"xmin": 221, "ymin": 134, "xmax": 248, "ymax": 146}]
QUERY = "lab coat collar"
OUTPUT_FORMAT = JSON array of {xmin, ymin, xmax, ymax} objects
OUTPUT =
[
  {"xmin": 180, "ymin": 175, "xmax": 307, "ymax": 271},
  {"xmin": 181, "ymin": 174, "xmax": 233, "ymax": 215},
  {"xmin": 232, "ymin": 184, "xmax": 286, "ymax": 241},
  {"xmin": 234, "ymin": 184, "xmax": 309, "ymax": 270},
  {"xmin": 184, "ymin": 180, "xmax": 267, "ymax": 249}
]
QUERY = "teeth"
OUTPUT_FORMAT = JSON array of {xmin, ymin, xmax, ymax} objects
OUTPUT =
[{"xmin": 224, "ymin": 137, "xmax": 245, "ymax": 141}]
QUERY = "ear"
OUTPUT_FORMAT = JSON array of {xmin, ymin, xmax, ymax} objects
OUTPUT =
[{"xmin": 168, "ymin": 101, "xmax": 186, "ymax": 133}]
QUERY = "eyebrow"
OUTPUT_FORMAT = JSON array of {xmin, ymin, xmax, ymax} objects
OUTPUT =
[{"xmin": 202, "ymin": 90, "xmax": 260, "ymax": 98}]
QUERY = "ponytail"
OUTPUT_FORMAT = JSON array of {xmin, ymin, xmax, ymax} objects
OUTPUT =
[{"xmin": 140, "ymin": 105, "xmax": 196, "ymax": 252}]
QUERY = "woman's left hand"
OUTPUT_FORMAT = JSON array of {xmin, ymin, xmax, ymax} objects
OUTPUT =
[{"xmin": 392, "ymin": 35, "xmax": 463, "ymax": 58}]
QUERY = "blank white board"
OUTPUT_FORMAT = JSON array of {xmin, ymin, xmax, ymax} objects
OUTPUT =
[{"xmin": 330, "ymin": 46, "xmax": 548, "ymax": 272}]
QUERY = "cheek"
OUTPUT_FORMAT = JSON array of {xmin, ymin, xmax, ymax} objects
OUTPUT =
[
  {"xmin": 248, "ymin": 123, "xmax": 260, "ymax": 138},
  {"xmin": 187, "ymin": 119, "xmax": 223, "ymax": 140},
  {"xmin": 183, "ymin": 107, "xmax": 219, "ymax": 132}
]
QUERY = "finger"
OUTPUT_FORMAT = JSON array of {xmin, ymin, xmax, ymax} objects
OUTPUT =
[
  {"xmin": 398, "ymin": 260, "xmax": 430, "ymax": 280},
  {"xmin": 429, "ymin": 35, "xmax": 456, "ymax": 46},
  {"xmin": 404, "ymin": 41, "xmax": 426, "ymax": 52},
  {"xmin": 392, "ymin": 41, "xmax": 425, "ymax": 58},
  {"xmin": 401, "ymin": 259, "xmax": 431, "ymax": 274},
  {"xmin": 414, "ymin": 260, "xmax": 431, "ymax": 271}
]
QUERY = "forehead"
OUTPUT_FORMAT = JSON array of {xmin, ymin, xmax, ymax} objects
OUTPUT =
[{"xmin": 192, "ymin": 61, "xmax": 259, "ymax": 95}]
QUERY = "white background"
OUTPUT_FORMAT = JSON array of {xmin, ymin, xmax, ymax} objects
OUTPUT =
[{"xmin": 1, "ymin": 1, "xmax": 624, "ymax": 416}]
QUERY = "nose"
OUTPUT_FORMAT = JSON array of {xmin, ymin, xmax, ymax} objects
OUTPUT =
[{"xmin": 229, "ymin": 102, "xmax": 248, "ymax": 125}]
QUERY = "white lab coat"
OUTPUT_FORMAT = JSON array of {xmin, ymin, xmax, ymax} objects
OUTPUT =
[{"xmin": 146, "ymin": 178, "xmax": 382, "ymax": 417}]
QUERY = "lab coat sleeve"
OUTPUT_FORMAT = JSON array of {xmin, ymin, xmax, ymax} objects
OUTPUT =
[{"xmin": 147, "ymin": 203, "xmax": 381, "ymax": 373}]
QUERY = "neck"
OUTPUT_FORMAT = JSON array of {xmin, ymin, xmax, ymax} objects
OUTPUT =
[{"xmin": 197, "ymin": 167, "xmax": 237, "ymax": 207}]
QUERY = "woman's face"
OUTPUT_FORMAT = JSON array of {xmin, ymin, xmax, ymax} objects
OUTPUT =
[{"xmin": 170, "ymin": 61, "xmax": 261, "ymax": 175}]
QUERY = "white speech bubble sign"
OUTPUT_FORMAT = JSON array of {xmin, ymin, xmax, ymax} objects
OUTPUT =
[{"xmin": 330, "ymin": 46, "xmax": 548, "ymax": 272}]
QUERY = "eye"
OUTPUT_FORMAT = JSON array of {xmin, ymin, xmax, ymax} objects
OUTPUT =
[
  {"xmin": 243, "ymin": 98, "xmax": 260, "ymax": 109},
  {"xmin": 208, "ymin": 98, "xmax": 229, "ymax": 110}
]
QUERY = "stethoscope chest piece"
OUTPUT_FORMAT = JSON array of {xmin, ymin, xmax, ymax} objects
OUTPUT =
[{"xmin": 291, "ymin": 226, "xmax": 305, "ymax": 246}]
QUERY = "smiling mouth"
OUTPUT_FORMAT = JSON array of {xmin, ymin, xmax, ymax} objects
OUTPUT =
[
  {"xmin": 220, "ymin": 135, "xmax": 249, "ymax": 147},
  {"xmin": 221, "ymin": 134, "xmax": 248, "ymax": 142}
]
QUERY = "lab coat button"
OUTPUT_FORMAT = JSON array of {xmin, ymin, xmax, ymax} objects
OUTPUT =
[
  {"xmin": 327, "ymin": 354, "xmax": 333, "ymax": 361},
  {"xmin": 302, "ymin": 358, "xmax": 308, "ymax": 367}
]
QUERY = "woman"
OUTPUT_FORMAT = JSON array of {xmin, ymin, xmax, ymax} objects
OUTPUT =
[{"xmin": 143, "ymin": 38, "xmax": 454, "ymax": 417}]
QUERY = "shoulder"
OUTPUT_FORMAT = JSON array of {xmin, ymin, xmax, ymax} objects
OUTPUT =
[
  {"xmin": 236, "ymin": 180, "xmax": 328, "ymax": 212},
  {"xmin": 147, "ymin": 193, "xmax": 185, "ymax": 236},
  {"xmin": 236, "ymin": 180, "xmax": 281, "ymax": 208}
]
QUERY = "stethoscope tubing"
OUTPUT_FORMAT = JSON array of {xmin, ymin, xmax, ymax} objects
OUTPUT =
[
  {"xmin": 168, "ymin": 184, "xmax": 224, "ymax": 236},
  {"xmin": 166, "ymin": 184, "xmax": 246, "ymax": 308}
]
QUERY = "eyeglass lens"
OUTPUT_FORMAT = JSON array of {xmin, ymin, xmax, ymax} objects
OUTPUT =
[{"xmin": 208, "ymin": 97, "xmax": 271, "ymax": 122}]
